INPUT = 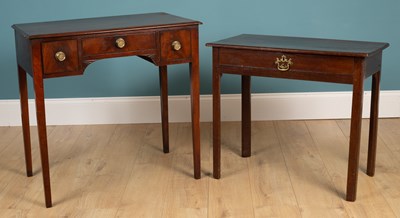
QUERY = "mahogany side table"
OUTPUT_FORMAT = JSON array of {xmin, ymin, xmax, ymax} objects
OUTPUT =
[
  {"xmin": 206, "ymin": 34, "xmax": 389, "ymax": 201},
  {"xmin": 13, "ymin": 12, "xmax": 202, "ymax": 207}
]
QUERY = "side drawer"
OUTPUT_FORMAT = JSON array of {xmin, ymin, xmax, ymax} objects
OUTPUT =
[
  {"xmin": 42, "ymin": 40, "xmax": 79, "ymax": 75},
  {"xmin": 160, "ymin": 29, "xmax": 191, "ymax": 62},
  {"xmin": 82, "ymin": 32, "xmax": 156, "ymax": 56}
]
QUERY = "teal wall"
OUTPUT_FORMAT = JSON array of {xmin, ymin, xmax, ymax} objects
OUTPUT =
[{"xmin": 1, "ymin": 0, "xmax": 399, "ymax": 99}]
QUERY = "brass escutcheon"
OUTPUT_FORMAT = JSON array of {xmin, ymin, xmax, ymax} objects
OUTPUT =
[
  {"xmin": 275, "ymin": 55, "xmax": 293, "ymax": 71},
  {"xmin": 55, "ymin": 51, "xmax": 66, "ymax": 62}
]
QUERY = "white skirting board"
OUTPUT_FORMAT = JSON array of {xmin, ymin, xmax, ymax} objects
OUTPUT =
[{"xmin": 0, "ymin": 91, "xmax": 399, "ymax": 126}]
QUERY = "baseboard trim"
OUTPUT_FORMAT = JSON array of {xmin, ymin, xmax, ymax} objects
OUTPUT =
[{"xmin": 1, "ymin": 91, "xmax": 399, "ymax": 126}]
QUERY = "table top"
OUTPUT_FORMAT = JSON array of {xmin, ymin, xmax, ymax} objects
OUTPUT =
[
  {"xmin": 206, "ymin": 34, "xmax": 389, "ymax": 57},
  {"xmin": 12, "ymin": 12, "xmax": 201, "ymax": 39}
]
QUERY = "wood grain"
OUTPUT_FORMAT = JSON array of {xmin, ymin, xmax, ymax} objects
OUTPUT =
[
  {"xmin": 1, "ymin": 120, "xmax": 399, "ymax": 217},
  {"xmin": 275, "ymin": 120, "xmax": 346, "ymax": 217},
  {"xmin": 337, "ymin": 119, "xmax": 400, "ymax": 217},
  {"xmin": 248, "ymin": 122, "xmax": 301, "ymax": 217},
  {"xmin": 209, "ymin": 122, "xmax": 255, "ymax": 218},
  {"xmin": 162, "ymin": 123, "xmax": 209, "ymax": 218},
  {"xmin": 307, "ymin": 120, "xmax": 396, "ymax": 217},
  {"xmin": 116, "ymin": 124, "xmax": 174, "ymax": 217}
]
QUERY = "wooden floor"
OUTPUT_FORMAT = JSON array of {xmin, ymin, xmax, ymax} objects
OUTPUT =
[{"xmin": 0, "ymin": 119, "xmax": 400, "ymax": 217}]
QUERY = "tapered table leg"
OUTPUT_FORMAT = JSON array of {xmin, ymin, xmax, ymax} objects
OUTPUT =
[
  {"xmin": 346, "ymin": 61, "xmax": 365, "ymax": 202},
  {"xmin": 190, "ymin": 62, "xmax": 201, "ymax": 179},
  {"xmin": 367, "ymin": 71, "xmax": 381, "ymax": 176},
  {"xmin": 18, "ymin": 66, "xmax": 33, "ymax": 177},
  {"xmin": 33, "ymin": 73, "xmax": 52, "ymax": 208},
  {"xmin": 159, "ymin": 66, "xmax": 169, "ymax": 154},
  {"xmin": 241, "ymin": 75, "xmax": 251, "ymax": 157},
  {"xmin": 190, "ymin": 28, "xmax": 201, "ymax": 179}
]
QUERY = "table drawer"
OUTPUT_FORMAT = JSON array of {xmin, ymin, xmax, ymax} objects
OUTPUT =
[
  {"xmin": 82, "ymin": 32, "xmax": 156, "ymax": 56},
  {"xmin": 42, "ymin": 40, "xmax": 79, "ymax": 75},
  {"xmin": 219, "ymin": 48, "xmax": 355, "ymax": 75},
  {"xmin": 161, "ymin": 29, "xmax": 191, "ymax": 62}
]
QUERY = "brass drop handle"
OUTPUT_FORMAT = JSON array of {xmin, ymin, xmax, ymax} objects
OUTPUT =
[
  {"xmin": 275, "ymin": 55, "xmax": 293, "ymax": 71},
  {"xmin": 172, "ymin": 41, "xmax": 182, "ymax": 51},
  {"xmin": 55, "ymin": 51, "xmax": 66, "ymax": 62},
  {"xmin": 115, "ymin": 38, "xmax": 126, "ymax": 49}
]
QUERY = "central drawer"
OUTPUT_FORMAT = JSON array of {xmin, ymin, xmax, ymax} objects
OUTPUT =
[
  {"xmin": 82, "ymin": 32, "xmax": 156, "ymax": 56},
  {"xmin": 219, "ymin": 48, "xmax": 355, "ymax": 76}
]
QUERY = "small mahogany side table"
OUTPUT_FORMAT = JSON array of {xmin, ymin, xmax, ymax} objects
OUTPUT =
[
  {"xmin": 206, "ymin": 34, "xmax": 389, "ymax": 201},
  {"xmin": 13, "ymin": 12, "xmax": 201, "ymax": 207}
]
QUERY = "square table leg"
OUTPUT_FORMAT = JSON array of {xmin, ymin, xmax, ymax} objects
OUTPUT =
[
  {"xmin": 367, "ymin": 71, "xmax": 381, "ymax": 176},
  {"xmin": 212, "ymin": 48, "xmax": 221, "ymax": 179},
  {"xmin": 346, "ymin": 60, "xmax": 365, "ymax": 202},
  {"xmin": 241, "ymin": 75, "xmax": 251, "ymax": 157}
]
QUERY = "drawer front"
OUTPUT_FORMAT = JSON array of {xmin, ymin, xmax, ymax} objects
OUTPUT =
[
  {"xmin": 161, "ymin": 29, "xmax": 191, "ymax": 61},
  {"xmin": 42, "ymin": 40, "xmax": 79, "ymax": 75},
  {"xmin": 82, "ymin": 32, "xmax": 156, "ymax": 56},
  {"xmin": 219, "ymin": 48, "xmax": 355, "ymax": 76}
]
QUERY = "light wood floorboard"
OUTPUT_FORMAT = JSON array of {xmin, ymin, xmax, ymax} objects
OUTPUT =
[{"xmin": 0, "ymin": 119, "xmax": 399, "ymax": 217}]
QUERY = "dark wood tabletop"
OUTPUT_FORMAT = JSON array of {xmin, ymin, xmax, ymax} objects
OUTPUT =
[
  {"xmin": 206, "ymin": 34, "xmax": 389, "ymax": 57},
  {"xmin": 12, "ymin": 12, "xmax": 202, "ymax": 39}
]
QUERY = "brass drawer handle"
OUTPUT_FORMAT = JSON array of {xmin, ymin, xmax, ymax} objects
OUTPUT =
[
  {"xmin": 275, "ymin": 55, "xmax": 293, "ymax": 71},
  {"xmin": 55, "ymin": 51, "xmax": 66, "ymax": 62},
  {"xmin": 172, "ymin": 41, "xmax": 182, "ymax": 51},
  {"xmin": 115, "ymin": 38, "xmax": 126, "ymax": 48}
]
